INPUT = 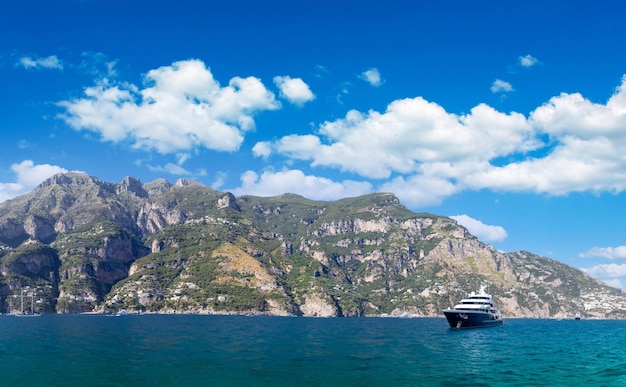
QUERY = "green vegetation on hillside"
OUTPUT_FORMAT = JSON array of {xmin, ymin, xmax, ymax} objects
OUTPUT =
[{"xmin": 1, "ymin": 173, "xmax": 624, "ymax": 318}]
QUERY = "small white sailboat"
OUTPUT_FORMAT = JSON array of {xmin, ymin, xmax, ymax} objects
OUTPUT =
[{"xmin": 13, "ymin": 288, "xmax": 40, "ymax": 317}]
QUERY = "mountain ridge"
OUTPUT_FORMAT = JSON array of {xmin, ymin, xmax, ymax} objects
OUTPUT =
[{"xmin": 0, "ymin": 172, "xmax": 624, "ymax": 318}]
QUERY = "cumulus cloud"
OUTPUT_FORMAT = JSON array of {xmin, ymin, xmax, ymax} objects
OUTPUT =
[
  {"xmin": 359, "ymin": 68, "xmax": 383, "ymax": 87},
  {"xmin": 491, "ymin": 79, "xmax": 513, "ymax": 93},
  {"xmin": 273, "ymin": 76, "xmax": 315, "ymax": 106},
  {"xmin": 16, "ymin": 55, "xmax": 63, "ymax": 70},
  {"xmin": 470, "ymin": 75, "xmax": 626, "ymax": 195},
  {"xmin": 379, "ymin": 175, "xmax": 459, "ymax": 208},
  {"xmin": 271, "ymin": 97, "xmax": 537, "ymax": 180},
  {"xmin": 0, "ymin": 160, "xmax": 69, "ymax": 203},
  {"xmin": 230, "ymin": 169, "xmax": 372, "ymax": 200},
  {"xmin": 519, "ymin": 54, "xmax": 539, "ymax": 67},
  {"xmin": 263, "ymin": 75, "xmax": 626, "ymax": 204},
  {"xmin": 579, "ymin": 246, "xmax": 626, "ymax": 259},
  {"xmin": 58, "ymin": 59, "xmax": 280, "ymax": 154},
  {"xmin": 252, "ymin": 141, "xmax": 273, "ymax": 159},
  {"xmin": 583, "ymin": 263, "xmax": 626, "ymax": 277},
  {"xmin": 582, "ymin": 263, "xmax": 626, "ymax": 290},
  {"xmin": 450, "ymin": 215, "xmax": 508, "ymax": 242},
  {"xmin": 530, "ymin": 79, "xmax": 626, "ymax": 137}
]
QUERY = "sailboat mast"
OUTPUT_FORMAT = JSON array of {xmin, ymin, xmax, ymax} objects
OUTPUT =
[{"xmin": 20, "ymin": 288, "xmax": 24, "ymax": 314}]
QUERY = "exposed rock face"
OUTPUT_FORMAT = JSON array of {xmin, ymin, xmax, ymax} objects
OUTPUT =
[
  {"xmin": 137, "ymin": 202, "xmax": 185, "ymax": 234},
  {"xmin": 0, "ymin": 218, "xmax": 27, "ymax": 246},
  {"xmin": 116, "ymin": 176, "xmax": 147, "ymax": 198},
  {"xmin": 0, "ymin": 172, "xmax": 625, "ymax": 318},
  {"xmin": 1, "ymin": 243, "xmax": 59, "ymax": 282},
  {"xmin": 300, "ymin": 295, "xmax": 339, "ymax": 317},
  {"xmin": 23, "ymin": 215, "xmax": 53, "ymax": 243},
  {"xmin": 142, "ymin": 178, "xmax": 173, "ymax": 195},
  {"xmin": 217, "ymin": 193, "xmax": 240, "ymax": 211},
  {"xmin": 51, "ymin": 221, "xmax": 150, "ymax": 313}
]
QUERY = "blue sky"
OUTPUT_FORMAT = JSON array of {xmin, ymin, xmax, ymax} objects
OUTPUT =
[{"xmin": 2, "ymin": 1, "xmax": 626, "ymax": 288}]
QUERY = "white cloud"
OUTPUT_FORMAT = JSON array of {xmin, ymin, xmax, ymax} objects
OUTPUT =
[
  {"xmin": 530, "ymin": 79, "xmax": 626, "ymax": 137},
  {"xmin": 175, "ymin": 153, "xmax": 191, "ymax": 166},
  {"xmin": 582, "ymin": 263, "xmax": 626, "ymax": 291},
  {"xmin": 265, "ymin": 75, "xmax": 626, "ymax": 203},
  {"xmin": 579, "ymin": 246, "xmax": 626, "ymax": 259},
  {"xmin": 379, "ymin": 175, "xmax": 459, "ymax": 208},
  {"xmin": 252, "ymin": 141, "xmax": 273, "ymax": 159},
  {"xmin": 17, "ymin": 55, "xmax": 63, "ymax": 70},
  {"xmin": 146, "ymin": 153, "xmax": 208, "ymax": 177},
  {"xmin": 572, "ymin": 244, "xmax": 626, "ymax": 291},
  {"xmin": 450, "ymin": 214, "xmax": 508, "ymax": 242},
  {"xmin": 230, "ymin": 169, "xmax": 372, "ymax": 200},
  {"xmin": 271, "ymin": 97, "xmax": 537, "ymax": 180},
  {"xmin": 147, "ymin": 163, "xmax": 192, "ymax": 176},
  {"xmin": 519, "ymin": 54, "xmax": 539, "ymax": 68},
  {"xmin": 600, "ymin": 278, "xmax": 625, "ymax": 290},
  {"xmin": 491, "ymin": 79, "xmax": 513, "ymax": 93},
  {"xmin": 359, "ymin": 68, "xmax": 383, "ymax": 87},
  {"xmin": 273, "ymin": 76, "xmax": 315, "ymax": 106},
  {"xmin": 211, "ymin": 171, "xmax": 228, "ymax": 190},
  {"xmin": 467, "ymin": 75, "xmax": 626, "ymax": 195},
  {"xmin": 0, "ymin": 160, "xmax": 69, "ymax": 203},
  {"xmin": 58, "ymin": 59, "xmax": 280, "ymax": 154}
]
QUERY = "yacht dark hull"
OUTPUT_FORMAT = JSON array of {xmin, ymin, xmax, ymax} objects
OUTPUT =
[{"xmin": 443, "ymin": 310, "xmax": 503, "ymax": 329}]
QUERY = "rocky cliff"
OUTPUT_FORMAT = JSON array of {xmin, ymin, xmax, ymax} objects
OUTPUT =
[{"xmin": 0, "ymin": 172, "xmax": 624, "ymax": 318}]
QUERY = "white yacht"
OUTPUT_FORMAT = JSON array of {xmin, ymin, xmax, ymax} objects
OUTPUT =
[{"xmin": 443, "ymin": 291, "xmax": 503, "ymax": 329}]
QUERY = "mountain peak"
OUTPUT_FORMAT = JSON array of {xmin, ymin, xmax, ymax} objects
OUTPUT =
[
  {"xmin": 1, "ymin": 173, "xmax": 624, "ymax": 318},
  {"xmin": 175, "ymin": 178, "xmax": 201, "ymax": 187},
  {"xmin": 116, "ymin": 176, "xmax": 147, "ymax": 197},
  {"xmin": 142, "ymin": 178, "xmax": 173, "ymax": 195},
  {"xmin": 36, "ymin": 172, "xmax": 100, "ymax": 190}
]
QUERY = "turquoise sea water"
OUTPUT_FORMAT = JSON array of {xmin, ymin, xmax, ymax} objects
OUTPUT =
[{"xmin": 1, "ymin": 315, "xmax": 625, "ymax": 386}]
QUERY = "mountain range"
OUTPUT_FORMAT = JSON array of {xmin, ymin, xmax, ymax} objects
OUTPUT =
[{"xmin": 1, "ymin": 172, "xmax": 624, "ymax": 319}]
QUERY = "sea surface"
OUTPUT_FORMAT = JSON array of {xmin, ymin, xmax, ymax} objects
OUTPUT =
[{"xmin": 1, "ymin": 315, "xmax": 625, "ymax": 386}]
